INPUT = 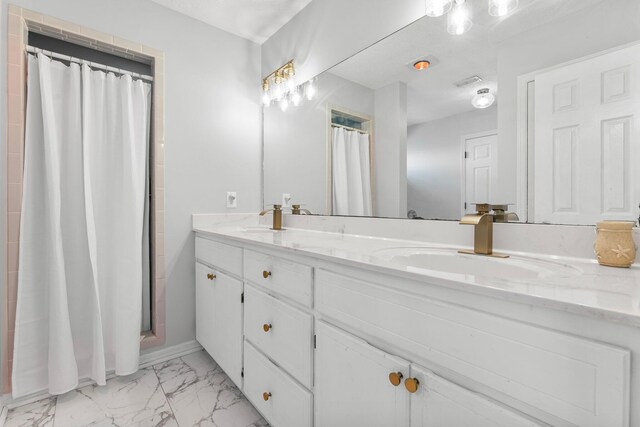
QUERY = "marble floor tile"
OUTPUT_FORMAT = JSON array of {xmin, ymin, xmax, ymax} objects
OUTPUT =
[
  {"xmin": 5, "ymin": 397, "xmax": 56, "ymax": 427},
  {"xmin": 154, "ymin": 351, "xmax": 268, "ymax": 427},
  {"xmin": 53, "ymin": 367, "xmax": 176, "ymax": 427}
]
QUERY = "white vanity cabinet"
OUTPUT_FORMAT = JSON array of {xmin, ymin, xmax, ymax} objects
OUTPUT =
[
  {"xmin": 409, "ymin": 366, "xmax": 542, "ymax": 427},
  {"xmin": 314, "ymin": 321, "xmax": 411, "ymax": 427},
  {"xmin": 195, "ymin": 238, "xmax": 243, "ymax": 386},
  {"xmin": 194, "ymin": 232, "xmax": 633, "ymax": 427}
]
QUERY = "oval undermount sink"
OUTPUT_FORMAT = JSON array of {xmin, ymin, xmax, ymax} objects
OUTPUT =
[
  {"xmin": 240, "ymin": 225, "xmax": 277, "ymax": 233},
  {"xmin": 372, "ymin": 247, "xmax": 581, "ymax": 280}
]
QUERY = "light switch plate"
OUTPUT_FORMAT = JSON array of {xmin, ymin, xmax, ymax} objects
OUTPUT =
[
  {"xmin": 282, "ymin": 193, "xmax": 292, "ymax": 208},
  {"xmin": 227, "ymin": 192, "xmax": 237, "ymax": 208}
]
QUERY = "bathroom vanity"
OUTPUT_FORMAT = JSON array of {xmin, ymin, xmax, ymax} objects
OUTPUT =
[{"xmin": 193, "ymin": 217, "xmax": 640, "ymax": 427}]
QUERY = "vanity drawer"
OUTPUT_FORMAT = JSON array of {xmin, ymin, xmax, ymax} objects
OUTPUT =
[
  {"xmin": 244, "ymin": 284, "xmax": 313, "ymax": 388},
  {"xmin": 195, "ymin": 237, "xmax": 242, "ymax": 276},
  {"xmin": 243, "ymin": 340, "xmax": 313, "ymax": 427},
  {"xmin": 244, "ymin": 249, "xmax": 313, "ymax": 307},
  {"xmin": 315, "ymin": 269, "xmax": 630, "ymax": 427}
]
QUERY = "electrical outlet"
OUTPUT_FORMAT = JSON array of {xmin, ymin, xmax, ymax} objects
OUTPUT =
[
  {"xmin": 282, "ymin": 193, "xmax": 292, "ymax": 208},
  {"xmin": 227, "ymin": 192, "xmax": 237, "ymax": 208}
]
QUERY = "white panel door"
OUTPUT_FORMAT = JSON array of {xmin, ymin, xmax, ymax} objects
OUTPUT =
[
  {"xmin": 464, "ymin": 132, "xmax": 498, "ymax": 214},
  {"xmin": 314, "ymin": 321, "xmax": 411, "ymax": 427},
  {"xmin": 534, "ymin": 43, "xmax": 640, "ymax": 224},
  {"xmin": 409, "ymin": 365, "xmax": 542, "ymax": 427},
  {"xmin": 195, "ymin": 262, "xmax": 243, "ymax": 386}
]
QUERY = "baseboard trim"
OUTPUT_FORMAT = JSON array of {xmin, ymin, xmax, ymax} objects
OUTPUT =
[
  {"xmin": 1, "ymin": 340, "xmax": 203, "ymax": 411},
  {"xmin": 0, "ymin": 404, "xmax": 8, "ymax": 427},
  {"xmin": 139, "ymin": 339, "xmax": 203, "ymax": 369}
]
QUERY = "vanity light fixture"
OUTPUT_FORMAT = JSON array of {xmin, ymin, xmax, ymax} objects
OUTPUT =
[
  {"xmin": 425, "ymin": 0, "xmax": 452, "ymax": 17},
  {"xmin": 447, "ymin": 0, "xmax": 472, "ymax": 35},
  {"xmin": 488, "ymin": 0, "xmax": 518, "ymax": 16},
  {"xmin": 471, "ymin": 88, "xmax": 495, "ymax": 109},
  {"xmin": 413, "ymin": 60, "xmax": 431, "ymax": 71},
  {"xmin": 262, "ymin": 60, "xmax": 317, "ymax": 110}
]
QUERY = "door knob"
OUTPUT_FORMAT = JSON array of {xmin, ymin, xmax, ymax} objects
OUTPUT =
[
  {"xmin": 388, "ymin": 372, "xmax": 403, "ymax": 386},
  {"xmin": 206, "ymin": 273, "xmax": 216, "ymax": 280},
  {"xmin": 404, "ymin": 378, "xmax": 420, "ymax": 393},
  {"xmin": 263, "ymin": 392, "xmax": 272, "ymax": 401},
  {"xmin": 263, "ymin": 323, "xmax": 272, "ymax": 332},
  {"xmin": 262, "ymin": 270, "xmax": 272, "ymax": 279}
]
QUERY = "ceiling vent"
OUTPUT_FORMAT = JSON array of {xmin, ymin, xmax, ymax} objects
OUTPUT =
[{"xmin": 454, "ymin": 75, "xmax": 483, "ymax": 87}]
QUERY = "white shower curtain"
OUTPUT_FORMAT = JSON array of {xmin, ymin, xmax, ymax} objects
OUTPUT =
[
  {"xmin": 332, "ymin": 127, "xmax": 372, "ymax": 216},
  {"xmin": 12, "ymin": 54, "xmax": 151, "ymax": 398}
]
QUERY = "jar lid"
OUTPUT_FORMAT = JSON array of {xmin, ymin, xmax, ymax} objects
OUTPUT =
[{"xmin": 596, "ymin": 220, "xmax": 635, "ymax": 230}]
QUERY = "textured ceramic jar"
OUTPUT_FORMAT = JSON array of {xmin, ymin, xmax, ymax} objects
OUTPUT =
[{"xmin": 594, "ymin": 221, "xmax": 637, "ymax": 267}]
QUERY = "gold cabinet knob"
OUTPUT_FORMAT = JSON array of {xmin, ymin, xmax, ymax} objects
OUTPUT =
[
  {"xmin": 388, "ymin": 372, "xmax": 403, "ymax": 386},
  {"xmin": 263, "ymin": 392, "xmax": 272, "ymax": 401},
  {"xmin": 262, "ymin": 270, "xmax": 272, "ymax": 279},
  {"xmin": 263, "ymin": 323, "xmax": 272, "ymax": 332},
  {"xmin": 404, "ymin": 378, "xmax": 420, "ymax": 393},
  {"xmin": 206, "ymin": 273, "xmax": 216, "ymax": 280}
]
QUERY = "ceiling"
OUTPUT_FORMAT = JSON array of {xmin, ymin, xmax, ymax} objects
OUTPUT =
[
  {"xmin": 328, "ymin": 0, "xmax": 606, "ymax": 126},
  {"xmin": 149, "ymin": 0, "xmax": 313, "ymax": 44}
]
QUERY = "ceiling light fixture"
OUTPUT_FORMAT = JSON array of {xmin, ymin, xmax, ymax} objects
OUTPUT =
[
  {"xmin": 425, "ymin": 0, "xmax": 452, "ymax": 17},
  {"xmin": 488, "ymin": 0, "xmax": 518, "ymax": 16},
  {"xmin": 447, "ymin": 0, "xmax": 472, "ymax": 35},
  {"xmin": 413, "ymin": 60, "xmax": 431, "ymax": 71},
  {"xmin": 425, "ymin": 0, "xmax": 518, "ymax": 35},
  {"xmin": 472, "ymin": 88, "xmax": 495, "ymax": 109}
]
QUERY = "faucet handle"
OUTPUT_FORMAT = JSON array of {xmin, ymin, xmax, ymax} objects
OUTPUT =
[{"xmin": 472, "ymin": 203, "xmax": 492, "ymax": 214}]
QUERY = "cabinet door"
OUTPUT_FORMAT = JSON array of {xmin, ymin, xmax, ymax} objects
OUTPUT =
[
  {"xmin": 315, "ymin": 321, "xmax": 410, "ymax": 427},
  {"xmin": 410, "ymin": 365, "xmax": 542, "ymax": 427},
  {"xmin": 195, "ymin": 262, "xmax": 243, "ymax": 386}
]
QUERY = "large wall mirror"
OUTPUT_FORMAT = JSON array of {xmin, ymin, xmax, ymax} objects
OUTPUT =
[{"xmin": 263, "ymin": 0, "xmax": 640, "ymax": 225}]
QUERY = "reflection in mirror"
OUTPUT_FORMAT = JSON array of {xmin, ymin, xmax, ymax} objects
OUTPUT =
[{"xmin": 263, "ymin": 0, "xmax": 640, "ymax": 225}]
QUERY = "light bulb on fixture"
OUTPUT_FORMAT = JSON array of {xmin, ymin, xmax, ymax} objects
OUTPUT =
[
  {"xmin": 262, "ymin": 92, "xmax": 271, "ymax": 107},
  {"xmin": 279, "ymin": 96, "xmax": 289, "ymax": 112},
  {"xmin": 425, "ymin": 0, "xmax": 452, "ymax": 17},
  {"xmin": 305, "ymin": 79, "xmax": 317, "ymax": 101},
  {"xmin": 287, "ymin": 77, "xmax": 297, "ymax": 93},
  {"xmin": 472, "ymin": 88, "xmax": 495, "ymax": 109},
  {"xmin": 291, "ymin": 88, "xmax": 302, "ymax": 107},
  {"xmin": 262, "ymin": 80, "xmax": 271, "ymax": 107},
  {"xmin": 447, "ymin": 0, "xmax": 472, "ymax": 35},
  {"xmin": 488, "ymin": 0, "xmax": 518, "ymax": 16}
]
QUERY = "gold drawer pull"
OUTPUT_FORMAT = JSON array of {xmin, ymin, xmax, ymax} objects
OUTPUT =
[
  {"xmin": 389, "ymin": 372, "xmax": 403, "ymax": 386},
  {"xmin": 206, "ymin": 273, "xmax": 216, "ymax": 280},
  {"xmin": 404, "ymin": 378, "xmax": 420, "ymax": 393},
  {"xmin": 263, "ymin": 392, "xmax": 272, "ymax": 401},
  {"xmin": 262, "ymin": 270, "xmax": 272, "ymax": 279},
  {"xmin": 263, "ymin": 323, "xmax": 272, "ymax": 332}
]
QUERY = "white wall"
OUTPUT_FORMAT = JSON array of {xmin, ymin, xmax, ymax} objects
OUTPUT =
[
  {"xmin": 0, "ymin": 0, "xmax": 262, "ymax": 382},
  {"xmin": 374, "ymin": 82, "xmax": 407, "ymax": 218},
  {"xmin": 264, "ymin": 72, "xmax": 374, "ymax": 214},
  {"xmin": 407, "ymin": 106, "xmax": 497, "ymax": 220},
  {"xmin": 495, "ymin": 0, "xmax": 640, "ymax": 203},
  {"xmin": 262, "ymin": 0, "xmax": 424, "ymax": 85}
]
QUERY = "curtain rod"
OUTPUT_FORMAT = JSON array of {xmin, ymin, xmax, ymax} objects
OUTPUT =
[
  {"xmin": 331, "ymin": 124, "xmax": 368, "ymax": 134},
  {"xmin": 26, "ymin": 45, "xmax": 154, "ymax": 83}
]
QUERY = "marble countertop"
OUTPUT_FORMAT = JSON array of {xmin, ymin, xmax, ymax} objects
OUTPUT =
[{"xmin": 193, "ymin": 221, "xmax": 640, "ymax": 327}]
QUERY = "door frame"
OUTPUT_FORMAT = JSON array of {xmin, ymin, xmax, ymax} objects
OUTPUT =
[{"xmin": 460, "ymin": 129, "xmax": 498, "ymax": 218}]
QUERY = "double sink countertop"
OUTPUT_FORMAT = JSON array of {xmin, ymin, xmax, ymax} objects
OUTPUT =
[{"xmin": 194, "ymin": 218, "xmax": 640, "ymax": 327}]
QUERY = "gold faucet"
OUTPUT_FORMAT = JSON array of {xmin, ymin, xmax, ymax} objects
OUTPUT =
[
  {"xmin": 259, "ymin": 204, "xmax": 283, "ymax": 230},
  {"xmin": 459, "ymin": 203, "xmax": 517, "ymax": 258},
  {"xmin": 291, "ymin": 204, "xmax": 312, "ymax": 215}
]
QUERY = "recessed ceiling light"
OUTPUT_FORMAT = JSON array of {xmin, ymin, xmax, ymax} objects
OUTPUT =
[{"xmin": 413, "ymin": 60, "xmax": 431, "ymax": 71}]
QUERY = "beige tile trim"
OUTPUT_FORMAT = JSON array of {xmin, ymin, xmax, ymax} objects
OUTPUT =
[{"xmin": 4, "ymin": 6, "xmax": 166, "ymax": 393}]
